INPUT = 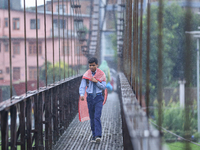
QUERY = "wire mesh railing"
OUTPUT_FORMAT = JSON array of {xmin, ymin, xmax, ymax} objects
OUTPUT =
[
  {"xmin": 118, "ymin": 0, "xmax": 200, "ymax": 149},
  {"xmin": 1, "ymin": 0, "xmax": 200, "ymax": 149},
  {"xmin": 0, "ymin": 0, "xmax": 89, "ymax": 149}
]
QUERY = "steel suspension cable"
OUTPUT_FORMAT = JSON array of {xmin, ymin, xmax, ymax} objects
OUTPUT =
[
  {"xmin": 128, "ymin": 0, "xmax": 132, "ymax": 85},
  {"xmin": 51, "ymin": 0, "xmax": 55, "ymax": 83},
  {"xmin": 184, "ymin": 0, "xmax": 193, "ymax": 149},
  {"xmin": 77, "ymin": 0, "xmax": 81, "ymax": 73},
  {"xmin": 36, "ymin": 0, "xmax": 39, "ymax": 90},
  {"xmin": 76, "ymin": 0, "xmax": 81, "ymax": 74},
  {"xmin": 44, "ymin": 0, "xmax": 47, "ymax": 86},
  {"xmin": 132, "ymin": 0, "xmax": 137, "ymax": 91},
  {"xmin": 62, "ymin": 0, "xmax": 65, "ymax": 79},
  {"xmin": 67, "ymin": 1, "xmax": 70, "ymax": 77},
  {"xmin": 70, "ymin": 0, "xmax": 73, "ymax": 76},
  {"xmin": 73, "ymin": 0, "xmax": 77, "ymax": 75},
  {"xmin": 58, "ymin": 0, "xmax": 61, "ymax": 81},
  {"xmin": 139, "ymin": 0, "xmax": 144, "ymax": 106},
  {"xmin": 146, "ymin": 0, "xmax": 151, "ymax": 119},
  {"xmin": 73, "ymin": 0, "xmax": 76, "ymax": 75},
  {"xmin": 157, "ymin": 0, "xmax": 164, "ymax": 144},
  {"xmin": 124, "ymin": 0, "xmax": 128, "ymax": 78},
  {"xmin": 23, "ymin": 0, "xmax": 27, "ymax": 93},
  {"xmin": 8, "ymin": 0, "xmax": 12, "ymax": 101},
  {"xmin": 135, "ymin": 0, "xmax": 139, "ymax": 98}
]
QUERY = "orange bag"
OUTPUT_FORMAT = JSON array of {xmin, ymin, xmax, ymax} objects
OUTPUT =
[{"xmin": 78, "ymin": 88, "xmax": 108, "ymax": 122}]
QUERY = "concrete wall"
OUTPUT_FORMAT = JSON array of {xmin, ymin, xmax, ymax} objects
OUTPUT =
[{"xmin": 163, "ymin": 87, "xmax": 197, "ymax": 105}]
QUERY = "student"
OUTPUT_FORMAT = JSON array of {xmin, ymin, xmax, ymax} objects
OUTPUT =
[
  {"xmin": 79, "ymin": 57, "xmax": 106, "ymax": 143},
  {"xmin": 99, "ymin": 60, "xmax": 113, "ymax": 92},
  {"xmin": 99, "ymin": 60, "xmax": 111, "ymax": 84}
]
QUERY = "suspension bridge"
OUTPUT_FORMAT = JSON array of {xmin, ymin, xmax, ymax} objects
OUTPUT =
[{"xmin": 0, "ymin": 0, "xmax": 198, "ymax": 149}]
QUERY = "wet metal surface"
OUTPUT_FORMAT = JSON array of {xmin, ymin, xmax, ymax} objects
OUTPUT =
[
  {"xmin": 53, "ymin": 92, "xmax": 123, "ymax": 150},
  {"xmin": 118, "ymin": 73, "xmax": 162, "ymax": 150},
  {"xmin": 0, "ymin": 76, "xmax": 82, "ymax": 150}
]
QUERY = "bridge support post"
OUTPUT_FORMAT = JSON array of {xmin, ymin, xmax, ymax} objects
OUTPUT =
[{"xmin": 178, "ymin": 80, "xmax": 186, "ymax": 108}]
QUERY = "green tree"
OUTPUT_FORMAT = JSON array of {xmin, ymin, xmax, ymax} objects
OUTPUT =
[
  {"xmin": 110, "ymin": 33, "xmax": 118, "ymax": 64},
  {"xmin": 142, "ymin": 3, "xmax": 200, "ymax": 100},
  {"xmin": 40, "ymin": 61, "xmax": 74, "ymax": 85}
]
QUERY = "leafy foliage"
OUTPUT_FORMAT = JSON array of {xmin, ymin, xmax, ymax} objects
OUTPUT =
[
  {"xmin": 167, "ymin": 142, "xmax": 200, "ymax": 150},
  {"xmin": 153, "ymin": 100, "xmax": 198, "ymax": 140},
  {"xmin": 110, "ymin": 33, "xmax": 118, "ymax": 64},
  {"xmin": 40, "ymin": 61, "xmax": 75, "ymax": 85},
  {"xmin": 142, "ymin": 3, "xmax": 200, "ymax": 101}
]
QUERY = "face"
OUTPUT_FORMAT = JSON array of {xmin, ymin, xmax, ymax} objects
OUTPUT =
[{"xmin": 89, "ymin": 62, "xmax": 98, "ymax": 72}]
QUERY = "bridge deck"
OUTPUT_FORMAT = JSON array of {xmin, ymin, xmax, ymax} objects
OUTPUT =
[{"xmin": 53, "ymin": 92, "xmax": 123, "ymax": 150}]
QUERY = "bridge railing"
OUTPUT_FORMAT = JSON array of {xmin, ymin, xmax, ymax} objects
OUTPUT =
[
  {"xmin": 0, "ymin": 75, "xmax": 81, "ymax": 150},
  {"xmin": 117, "ymin": 73, "xmax": 161, "ymax": 150}
]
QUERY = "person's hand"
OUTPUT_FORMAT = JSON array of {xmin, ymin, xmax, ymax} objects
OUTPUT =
[
  {"xmin": 80, "ymin": 96, "xmax": 84, "ymax": 101},
  {"xmin": 91, "ymin": 77, "xmax": 98, "ymax": 83}
]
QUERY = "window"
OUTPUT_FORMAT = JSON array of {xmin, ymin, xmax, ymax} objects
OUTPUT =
[
  {"xmin": 70, "ymin": 8, "xmax": 74, "ymax": 15},
  {"xmin": 30, "ymin": 19, "xmax": 40, "ymax": 29},
  {"xmin": 56, "ymin": 5, "xmax": 66, "ymax": 14},
  {"xmin": 29, "ymin": 42, "xmax": 42, "ymax": 55},
  {"xmin": 13, "ymin": 42, "xmax": 20, "ymax": 55},
  {"xmin": 13, "ymin": 67, "xmax": 20, "ymax": 80},
  {"xmin": 60, "ymin": 19, "xmax": 66, "ymax": 29},
  {"xmin": 86, "ymin": 6, "xmax": 90, "ymax": 14},
  {"xmin": 4, "ymin": 43, "xmax": 8, "ymax": 52},
  {"xmin": 0, "ymin": 70, "xmax": 3, "ymax": 74},
  {"xmin": 74, "ymin": 21, "xmax": 79, "ymax": 30},
  {"xmin": 6, "ymin": 67, "xmax": 9, "ymax": 74},
  {"xmin": 4, "ymin": 18, "xmax": 8, "ymax": 27},
  {"xmin": 53, "ymin": 19, "xmax": 58, "ymax": 28},
  {"xmin": 29, "ymin": 67, "xmax": 37, "ymax": 80},
  {"xmin": 13, "ymin": 18, "xmax": 20, "ymax": 30},
  {"xmin": 53, "ymin": 19, "xmax": 66, "ymax": 29}
]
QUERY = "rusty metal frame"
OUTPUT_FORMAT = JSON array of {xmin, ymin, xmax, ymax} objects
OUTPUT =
[
  {"xmin": 0, "ymin": 0, "xmax": 86, "ymax": 149},
  {"xmin": 0, "ymin": 76, "xmax": 81, "ymax": 150},
  {"xmin": 8, "ymin": 0, "xmax": 12, "ymax": 101},
  {"xmin": 24, "ymin": 0, "xmax": 28, "ymax": 94},
  {"xmin": 44, "ymin": 0, "xmax": 47, "ymax": 87},
  {"xmin": 52, "ymin": 0, "xmax": 55, "ymax": 83}
]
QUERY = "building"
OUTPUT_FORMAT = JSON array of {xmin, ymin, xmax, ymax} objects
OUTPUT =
[
  {"xmin": 0, "ymin": 0, "xmax": 90, "ymax": 101},
  {"xmin": 0, "ymin": 0, "xmax": 21, "ymax": 10}
]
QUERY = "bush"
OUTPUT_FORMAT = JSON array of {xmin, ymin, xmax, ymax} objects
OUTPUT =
[
  {"xmin": 193, "ymin": 132, "xmax": 200, "ymax": 142},
  {"xmin": 153, "ymin": 100, "xmax": 197, "ymax": 141}
]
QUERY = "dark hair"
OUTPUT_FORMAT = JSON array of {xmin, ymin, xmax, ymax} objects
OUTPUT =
[{"xmin": 88, "ymin": 57, "xmax": 98, "ymax": 65}]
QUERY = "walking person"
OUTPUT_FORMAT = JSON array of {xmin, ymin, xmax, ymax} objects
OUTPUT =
[{"xmin": 79, "ymin": 57, "xmax": 106, "ymax": 143}]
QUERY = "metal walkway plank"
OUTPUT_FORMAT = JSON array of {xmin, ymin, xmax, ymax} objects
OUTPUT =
[{"xmin": 53, "ymin": 92, "xmax": 123, "ymax": 150}]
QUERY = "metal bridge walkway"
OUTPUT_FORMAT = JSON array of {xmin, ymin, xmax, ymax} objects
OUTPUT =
[{"xmin": 53, "ymin": 92, "xmax": 123, "ymax": 150}]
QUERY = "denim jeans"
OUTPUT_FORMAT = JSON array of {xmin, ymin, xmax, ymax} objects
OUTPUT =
[{"xmin": 87, "ymin": 94, "xmax": 104, "ymax": 137}]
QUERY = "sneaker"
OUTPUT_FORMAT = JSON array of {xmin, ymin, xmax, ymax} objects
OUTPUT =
[
  {"xmin": 95, "ymin": 137, "xmax": 101, "ymax": 143},
  {"xmin": 90, "ymin": 137, "xmax": 96, "ymax": 143}
]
